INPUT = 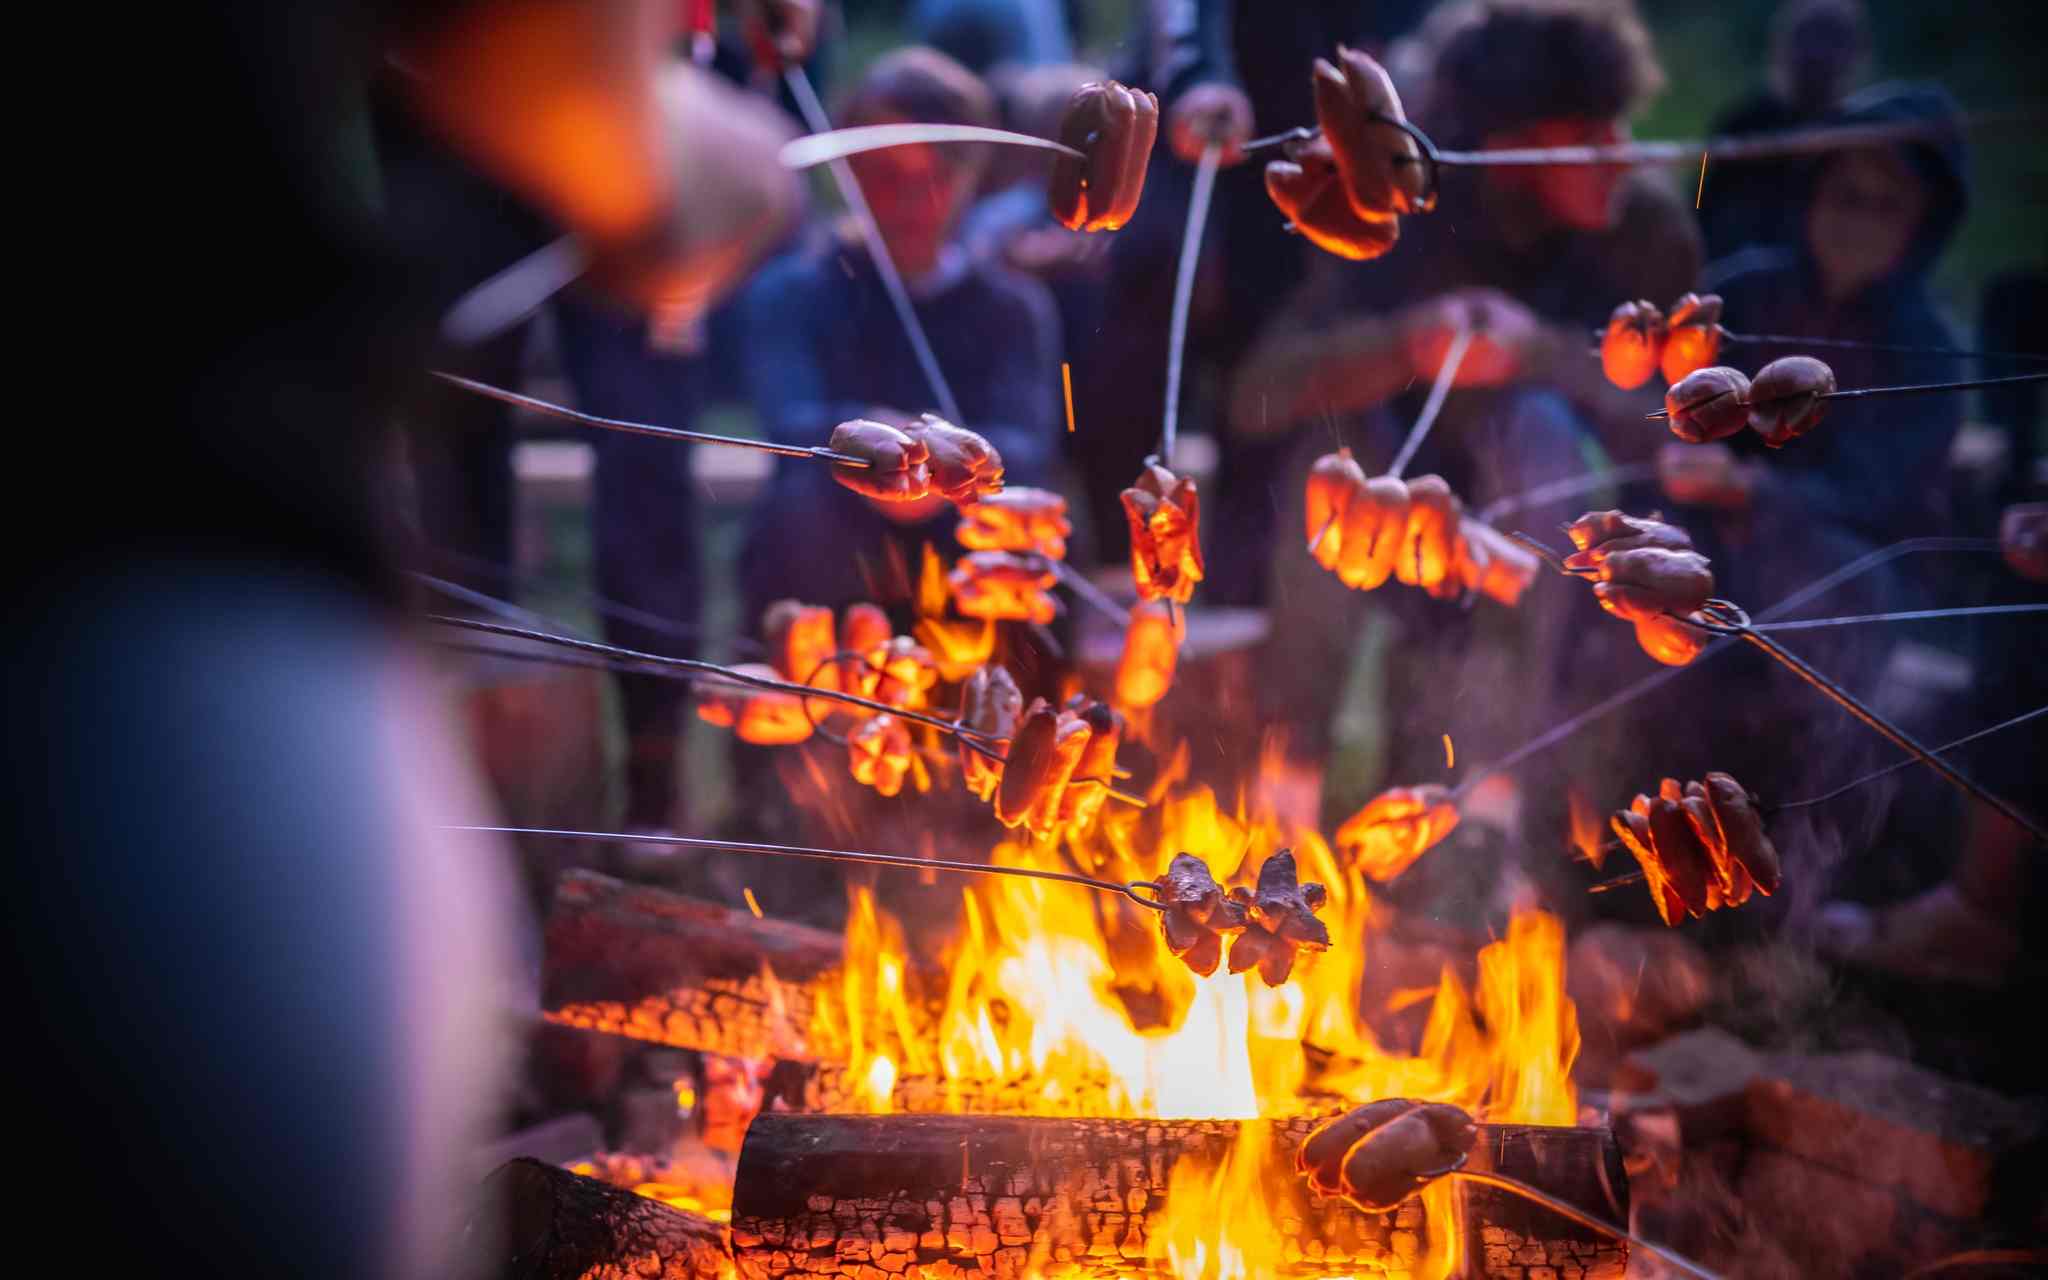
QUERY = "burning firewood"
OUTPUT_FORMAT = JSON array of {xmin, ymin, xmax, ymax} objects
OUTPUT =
[
  {"xmin": 475, "ymin": 1157, "xmax": 734, "ymax": 1280},
  {"xmin": 1121, "ymin": 459, "xmax": 1205, "ymax": 605},
  {"xmin": 1298, "ymin": 1098, "xmax": 1477, "ymax": 1212},
  {"xmin": 1227, "ymin": 849, "xmax": 1331, "ymax": 986},
  {"xmin": 949, "ymin": 550, "xmax": 1060, "ymax": 624},
  {"xmin": 1334, "ymin": 784, "xmax": 1460, "ymax": 882},
  {"xmin": 1049, "ymin": 79, "xmax": 1159, "ymax": 233},
  {"xmin": 1154, "ymin": 852, "xmax": 1248, "ymax": 977},
  {"xmin": 955, "ymin": 485, "xmax": 1072, "ymax": 560},
  {"xmin": 1610, "ymin": 772, "xmax": 1782, "ymax": 926},
  {"xmin": 727, "ymin": 1113, "xmax": 1628, "ymax": 1278}
]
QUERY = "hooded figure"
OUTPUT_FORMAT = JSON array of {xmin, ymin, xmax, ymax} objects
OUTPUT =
[{"xmin": 1704, "ymin": 82, "xmax": 1971, "ymax": 551}]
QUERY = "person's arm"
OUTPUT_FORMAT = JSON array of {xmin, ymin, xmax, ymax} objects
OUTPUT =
[
  {"xmin": 397, "ymin": 0, "xmax": 797, "ymax": 312},
  {"xmin": 1228, "ymin": 259, "xmax": 1417, "ymax": 438}
]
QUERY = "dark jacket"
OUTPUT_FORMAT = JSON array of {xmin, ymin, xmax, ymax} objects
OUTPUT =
[
  {"xmin": 737, "ymin": 226, "xmax": 1063, "ymax": 618},
  {"xmin": 1706, "ymin": 82, "xmax": 1972, "ymax": 545}
]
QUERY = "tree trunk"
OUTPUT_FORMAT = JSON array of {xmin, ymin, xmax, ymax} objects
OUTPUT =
[
  {"xmin": 476, "ymin": 1157, "xmax": 735, "ymax": 1280},
  {"xmin": 542, "ymin": 869, "xmax": 844, "ymax": 1061},
  {"xmin": 728, "ymin": 1114, "xmax": 1625, "ymax": 1279}
]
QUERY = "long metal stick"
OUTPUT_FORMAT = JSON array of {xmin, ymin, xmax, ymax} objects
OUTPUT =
[
  {"xmin": 1450, "ymin": 538, "xmax": 2003, "ymax": 800},
  {"xmin": 1721, "ymin": 330, "xmax": 2048, "ymax": 364},
  {"xmin": 1701, "ymin": 604, "xmax": 2046, "ymax": 841},
  {"xmin": 1445, "ymin": 1171, "xmax": 1720, "ymax": 1280},
  {"xmin": 1243, "ymin": 110, "xmax": 2035, "ymax": 168},
  {"xmin": 1475, "ymin": 462, "xmax": 1657, "ymax": 523},
  {"xmin": 785, "ymin": 67, "xmax": 963, "ymax": 426},
  {"xmin": 440, "ymin": 236, "xmax": 587, "ymax": 347},
  {"xmin": 1750, "ymin": 602, "xmax": 2047, "ymax": 633},
  {"xmin": 1051, "ymin": 560, "xmax": 1132, "ymax": 629},
  {"xmin": 1386, "ymin": 322, "xmax": 1472, "ymax": 479},
  {"xmin": 1160, "ymin": 142, "xmax": 1223, "ymax": 468},
  {"xmin": 780, "ymin": 122, "xmax": 1084, "ymax": 171},
  {"xmin": 425, "ymin": 613, "xmax": 1001, "ymax": 753},
  {"xmin": 1646, "ymin": 371, "xmax": 2048, "ymax": 420},
  {"xmin": 442, "ymin": 825, "xmax": 1167, "ymax": 910},
  {"xmin": 430, "ymin": 372, "xmax": 870, "ymax": 466}
]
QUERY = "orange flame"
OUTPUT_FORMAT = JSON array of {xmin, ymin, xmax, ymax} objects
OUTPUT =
[{"xmin": 808, "ymin": 775, "xmax": 1580, "ymax": 1278}]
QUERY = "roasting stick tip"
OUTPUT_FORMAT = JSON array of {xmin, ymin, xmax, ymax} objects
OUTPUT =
[{"xmin": 1386, "ymin": 320, "xmax": 1471, "ymax": 479}]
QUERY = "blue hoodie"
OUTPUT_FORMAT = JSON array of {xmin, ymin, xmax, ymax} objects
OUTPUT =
[{"xmin": 1704, "ymin": 83, "xmax": 1972, "ymax": 544}]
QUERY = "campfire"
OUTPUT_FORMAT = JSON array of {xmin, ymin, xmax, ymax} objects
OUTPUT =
[{"xmin": 538, "ymin": 780, "xmax": 1621, "ymax": 1280}]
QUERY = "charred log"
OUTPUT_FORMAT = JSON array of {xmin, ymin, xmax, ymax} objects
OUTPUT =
[
  {"xmin": 728, "ymin": 1114, "xmax": 1625, "ymax": 1279},
  {"xmin": 543, "ymin": 870, "xmax": 842, "ymax": 1060},
  {"xmin": 475, "ymin": 1157, "xmax": 735, "ymax": 1280}
]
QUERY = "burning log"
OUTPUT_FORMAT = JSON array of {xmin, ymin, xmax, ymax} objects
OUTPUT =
[
  {"xmin": 543, "ymin": 870, "xmax": 843, "ymax": 1061},
  {"xmin": 728, "ymin": 1114, "xmax": 1626, "ymax": 1278},
  {"xmin": 476, "ymin": 1157, "xmax": 735, "ymax": 1280}
]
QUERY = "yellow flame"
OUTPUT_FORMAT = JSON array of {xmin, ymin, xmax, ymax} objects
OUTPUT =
[{"xmin": 812, "ymin": 779, "xmax": 1578, "ymax": 1278}]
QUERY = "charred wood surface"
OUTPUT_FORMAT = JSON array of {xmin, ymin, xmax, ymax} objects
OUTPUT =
[
  {"xmin": 543, "ymin": 870, "xmax": 842, "ymax": 1060},
  {"xmin": 729, "ymin": 1114, "xmax": 1625, "ymax": 1279},
  {"xmin": 477, "ymin": 1157, "xmax": 735, "ymax": 1280}
]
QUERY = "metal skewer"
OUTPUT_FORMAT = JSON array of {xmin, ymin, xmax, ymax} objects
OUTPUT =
[
  {"xmin": 784, "ymin": 66, "xmax": 964, "ymax": 426},
  {"xmin": 780, "ymin": 123, "xmax": 1084, "ymax": 171},
  {"xmin": 1160, "ymin": 142, "xmax": 1222, "ymax": 468},
  {"xmin": 431, "ymin": 373, "xmax": 871, "ymax": 467},
  {"xmin": 1646, "ymin": 370, "xmax": 2048, "ymax": 420},
  {"xmin": 1684, "ymin": 600, "xmax": 2045, "ymax": 841},
  {"xmin": 441, "ymin": 826, "xmax": 1170, "ymax": 910}
]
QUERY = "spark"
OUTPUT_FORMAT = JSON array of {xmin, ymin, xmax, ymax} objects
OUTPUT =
[
  {"xmin": 1443, "ymin": 733, "xmax": 1456, "ymax": 769},
  {"xmin": 1695, "ymin": 152, "xmax": 1708, "ymax": 208},
  {"xmin": 1062, "ymin": 361, "xmax": 1076, "ymax": 433},
  {"xmin": 743, "ymin": 886, "xmax": 765, "ymax": 918}
]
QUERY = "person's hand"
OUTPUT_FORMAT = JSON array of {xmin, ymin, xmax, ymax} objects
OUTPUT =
[
  {"xmin": 1658, "ymin": 442, "xmax": 1753, "ymax": 509},
  {"xmin": 739, "ymin": 0, "xmax": 818, "ymax": 71},
  {"xmin": 582, "ymin": 66, "xmax": 800, "ymax": 319},
  {"xmin": 2003, "ymin": 503, "xmax": 2048, "ymax": 582},
  {"xmin": 1168, "ymin": 82, "xmax": 1255, "ymax": 165},
  {"xmin": 1401, "ymin": 289, "xmax": 1542, "ymax": 387}
]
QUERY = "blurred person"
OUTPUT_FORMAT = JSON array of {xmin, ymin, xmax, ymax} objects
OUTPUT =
[
  {"xmin": 550, "ymin": 8, "xmax": 821, "ymax": 837},
  {"xmin": 910, "ymin": 0, "xmax": 1072, "ymax": 75},
  {"xmin": 1700, "ymin": 0, "xmax": 1871, "ymax": 260},
  {"xmin": 14, "ymin": 3, "xmax": 796, "ymax": 1278},
  {"xmin": 735, "ymin": 46, "xmax": 1063, "ymax": 627},
  {"xmin": 1650, "ymin": 85, "xmax": 1973, "ymax": 939},
  {"xmin": 1065, "ymin": 0, "xmax": 1432, "ymax": 596},
  {"xmin": 1229, "ymin": 0, "xmax": 1695, "ymax": 870}
]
